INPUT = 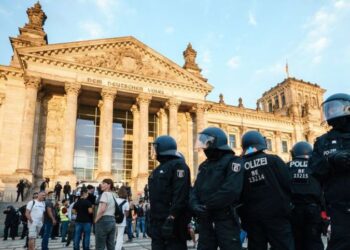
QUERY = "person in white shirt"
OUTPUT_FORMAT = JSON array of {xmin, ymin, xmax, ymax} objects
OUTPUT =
[
  {"xmin": 115, "ymin": 186, "xmax": 130, "ymax": 250},
  {"xmin": 25, "ymin": 191, "xmax": 46, "ymax": 250}
]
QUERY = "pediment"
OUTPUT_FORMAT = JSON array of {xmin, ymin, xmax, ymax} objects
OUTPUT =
[{"xmin": 17, "ymin": 36, "xmax": 212, "ymax": 93}]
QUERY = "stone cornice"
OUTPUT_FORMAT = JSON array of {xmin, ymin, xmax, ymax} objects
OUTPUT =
[
  {"xmin": 0, "ymin": 65, "xmax": 24, "ymax": 80},
  {"xmin": 260, "ymin": 77, "xmax": 326, "ymax": 99},
  {"xmin": 19, "ymin": 52, "xmax": 210, "ymax": 95},
  {"xmin": 16, "ymin": 36, "xmax": 213, "ymax": 94},
  {"xmin": 207, "ymin": 101, "xmax": 294, "ymax": 126}
]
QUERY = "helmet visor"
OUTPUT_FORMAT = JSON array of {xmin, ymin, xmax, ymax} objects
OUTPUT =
[
  {"xmin": 195, "ymin": 134, "xmax": 215, "ymax": 150},
  {"xmin": 322, "ymin": 100, "xmax": 350, "ymax": 121}
]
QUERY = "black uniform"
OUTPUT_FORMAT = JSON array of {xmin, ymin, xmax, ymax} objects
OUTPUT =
[
  {"xmin": 310, "ymin": 129, "xmax": 350, "ymax": 250},
  {"xmin": 3, "ymin": 206, "xmax": 20, "ymax": 240},
  {"xmin": 63, "ymin": 183, "xmax": 71, "ymax": 200},
  {"xmin": 54, "ymin": 183, "xmax": 62, "ymax": 201},
  {"xmin": 16, "ymin": 180, "xmax": 25, "ymax": 202},
  {"xmin": 149, "ymin": 156, "xmax": 191, "ymax": 250},
  {"xmin": 287, "ymin": 157, "xmax": 324, "ymax": 250},
  {"xmin": 190, "ymin": 152, "xmax": 243, "ymax": 250},
  {"xmin": 240, "ymin": 151, "xmax": 295, "ymax": 250}
]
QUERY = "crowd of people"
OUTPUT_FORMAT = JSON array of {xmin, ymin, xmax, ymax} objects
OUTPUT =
[
  {"xmin": 6, "ymin": 180, "xmax": 153, "ymax": 250},
  {"xmin": 3, "ymin": 92, "xmax": 350, "ymax": 250}
]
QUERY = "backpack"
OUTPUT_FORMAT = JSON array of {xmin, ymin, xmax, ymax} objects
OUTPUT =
[{"xmin": 112, "ymin": 196, "xmax": 127, "ymax": 224}]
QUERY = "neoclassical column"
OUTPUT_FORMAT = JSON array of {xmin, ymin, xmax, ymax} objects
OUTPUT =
[
  {"xmin": 192, "ymin": 103, "xmax": 206, "ymax": 177},
  {"xmin": 166, "ymin": 98, "xmax": 181, "ymax": 141},
  {"xmin": 136, "ymin": 93, "xmax": 152, "ymax": 192},
  {"xmin": 157, "ymin": 108, "xmax": 168, "ymax": 135},
  {"xmin": 16, "ymin": 76, "xmax": 41, "ymax": 176},
  {"xmin": 0, "ymin": 93, "xmax": 6, "ymax": 163},
  {"xmin": 97, "ymin": 88, "xmax": 116, "ymax": 179},
  {"xmin": 185, "ymin": 112, "xmax": 194, "ymax": 182},
  {"xmin": 275, "ymin": 131, "xmax": 282, "ymax": 155},
  {"xmin": 60, "ymin": 82, "xmax": 81, "ymax": 179},
  {"xmin": 130, "ymin": 104, "xmax": 140, "ymax": 192}
]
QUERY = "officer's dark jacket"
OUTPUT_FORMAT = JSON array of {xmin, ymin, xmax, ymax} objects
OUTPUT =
[
  {"xmin": 148, "ymin": 157, "xmax": 190, "ymax": 220},
  {"xmin": 190, "ymin": 152, "xmax": 243, "ymax": 214},
  {"xmin": 241, "ymin": 151, "xmax": 292, "ymax": 220},
  {"xmin": 287, "ymin": 158, "xmax": 322, "ymax": 205},
  {"xmin": 310, "ymin": 129, "xmax": 350, "ymax": 204}
]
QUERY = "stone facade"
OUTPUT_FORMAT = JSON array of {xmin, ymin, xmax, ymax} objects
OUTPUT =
[{"xmin": 0, "ymin": 3, "xmax": 327, "ymax": 201}]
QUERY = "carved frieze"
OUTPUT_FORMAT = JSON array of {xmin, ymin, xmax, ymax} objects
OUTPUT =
[{"xmin": 74, "ymin": 47, "xmax": 178, "ymax": 81}]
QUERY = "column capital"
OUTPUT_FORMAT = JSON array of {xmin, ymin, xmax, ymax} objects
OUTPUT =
[
  {"xmin": 274, "ymin": 131, "xmax": 282, "ymax": 137},
  {"xmin": 191, "ymin": 103, "xmax": 210, "ymax": 113},
  {"xmin": 137, "ymin": 93, "xmax": 152, "ymax": 106},
  {"xmin": 64, "ymin": 82, "xmax": 81, "ymax": 96},
  {"xmin": 130, "ymin": 104, "xmax": 139, "ymax": 114},
  {"xmin": 101, "ymin": 88, "xmax": 116, "ymax": 101},
  {"xmin": 24, "ymin": 75, "xmax": 41, "ymax": 89},
  {"xmin": 185, "ymin": 112, "xmax": 192, "ymax": 122},
  {"xmin": 157, "ymin": 108, "xmax": 166, "ymax": 117},
  {"xmin": 165, "ymin": 98, "xmax": 181, "ymax": 110},
  {"xmin": 0, "ymin": 92, "xmax": 5, "ymax": 105}
]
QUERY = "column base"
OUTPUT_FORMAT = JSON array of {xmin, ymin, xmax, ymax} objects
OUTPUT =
[{"xmin": 96, "ymin": 171, "xmax": 112, "ymax": 181}]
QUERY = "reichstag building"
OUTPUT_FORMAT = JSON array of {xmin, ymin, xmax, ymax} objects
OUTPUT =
[{"xmin": 0, "ymin": 3, "xmax": 326, "ymax": 201}]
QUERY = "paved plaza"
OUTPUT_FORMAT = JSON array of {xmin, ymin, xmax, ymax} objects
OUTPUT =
[{"xmin": 0, "ymin": 235, "xmax": 154, "ymax": 250}]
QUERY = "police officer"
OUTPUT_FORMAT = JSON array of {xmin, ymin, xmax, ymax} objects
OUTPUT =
[
  {"xmin": 288, "ymin": 141, "xmax": 324, "ymax": 250},
  {"xmin": 190, "ymin": 127, "xmax": 243, "ymax": 250},
  {"xmin": 148, "ymin": 135, "xmax": 191, "ymax": 250},
  {"xmin": 239, "ymin": 130, "xmax": 294, "ymax": 250},
  {"xmin": 309, "ymin": 93, "xmax": 350, "ymax": 250}
]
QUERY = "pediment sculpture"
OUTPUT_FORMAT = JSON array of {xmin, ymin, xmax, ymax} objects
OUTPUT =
[{"xmin": 74, "ymin": 47, "xmax": 178, "ymax": 81}]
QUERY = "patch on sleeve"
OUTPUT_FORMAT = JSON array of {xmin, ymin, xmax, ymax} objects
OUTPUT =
[
  {"xmin": 232, "ymin": 162, "xmax": 241, "ymax": 172},
  {"xmin": 177, "ymin": 169, "xmax": 185, "ymax": 178}
]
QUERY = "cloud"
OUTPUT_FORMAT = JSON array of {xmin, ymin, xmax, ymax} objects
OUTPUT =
[
  {"xmin": 334, "ymin": 0, "xmax": 350, "ymax": 9},
  {"xmin": 248, "ymin": 11, "xmax": 257, "ymax": 26},
  {"xmin": 165, "ymin": 26, "xmax": 174, "ymax": 34},
  {"xmin": 227, "ymin": 56, "xmax": 240, "ymax": 69},
  {"xmin": 307, "ymin": 36, "xmax": 329, "ymax": 53},
  {"xmin": 79, "ymin": 21, "xmax": 104, "ymax": 38}
]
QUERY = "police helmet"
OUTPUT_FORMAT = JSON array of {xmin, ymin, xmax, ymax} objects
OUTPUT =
[
  {"xmin": 241, "ymin": 130, "xmax": 267, "ymax": 155},
  {"xmin": 291, "ymin": 141, "xmax": 313, "ymax": 159},
  {"xmin": 322, "ymin": 93, "xmax": 350, "ymax": 123},
  {"xmin": 151, "ymin": 135, "xmax": 180, "ymax": 158},
  {"xmin": 195, "ymin": 127, "xmax": 231, "ymax": 151}
]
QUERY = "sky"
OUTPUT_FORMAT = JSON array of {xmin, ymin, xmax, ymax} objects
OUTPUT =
[{"xmin": 1, "ymin": 0, "xmax": 350, "ymax": 108}]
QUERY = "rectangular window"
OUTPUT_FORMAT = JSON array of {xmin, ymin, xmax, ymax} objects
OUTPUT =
[
  {"xmin": 274, "ymin": 96, "xmax": 279, "ymax": 109},
  {"xmin": 229, "ymin": 134, "xmax": 236, "ymax": 148},
  {"xmin": 266, "ymin": 138, "xmax": 273, "ymax": 151},
  {"xmin": 281, "ymin": 93, "xmax": 286, "ymax": 107},
  {"xmin": 282, "ymin": 140, "xmax": 288, "ymax": 153},
  {"xmin": 268, "ymin": 101, "xmax": 273, "ymax": 112}
]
